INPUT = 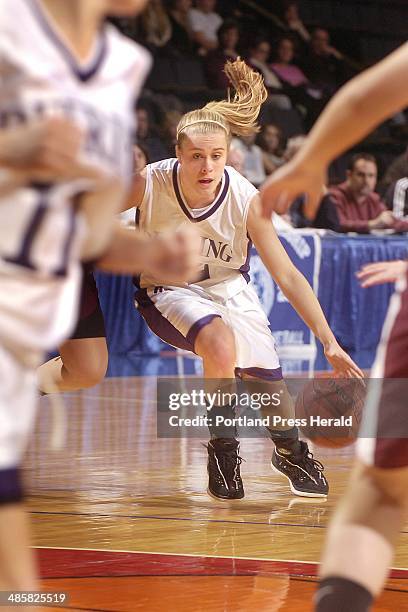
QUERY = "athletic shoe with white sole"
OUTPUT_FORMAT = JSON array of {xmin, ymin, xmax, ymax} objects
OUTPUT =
[
  {"xmin": 206, "ymin": 439, "xmax": 244, "ymax": 500},
  {"xmin": 271, "ymin": 441, "xmax": 329, "ymax": 497}
]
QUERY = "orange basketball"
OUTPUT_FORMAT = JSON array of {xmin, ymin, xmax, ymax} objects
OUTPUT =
[{"xmin": 295, "ymin": 378, "xmax": 366, "ymax": 448}]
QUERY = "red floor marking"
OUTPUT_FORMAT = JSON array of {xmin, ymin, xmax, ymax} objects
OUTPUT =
[{"xmin": 35, "ymin": 548, "xmax": 408, "ymax": 581}]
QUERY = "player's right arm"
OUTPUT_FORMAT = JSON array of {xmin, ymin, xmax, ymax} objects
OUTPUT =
[
  {"xmin": 87, "ymin": 166, "xmax": 201, "ymax": 283},
  {"xmin": 96, "ymin": 222, "xmax": 200, "ymax": 283},
  {"xmin": 260, "ymin": 42, "xmax": 408, "ymax": 218},
  {"xmin": 0, "ymin": 117, "xmax": 119, "ymax": 187},
  {"xmin": 117, "ymin": 168, "xmax": 147, "ymax": 212}
]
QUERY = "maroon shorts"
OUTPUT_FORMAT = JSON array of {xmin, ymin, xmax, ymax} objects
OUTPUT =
[
  {"xmin": 357, "ymin": 271, "xmax": 408, "ymax": 469},
  {"xmin": 70, "ymin": 272, "xmax": 106, "ymax": 340}
]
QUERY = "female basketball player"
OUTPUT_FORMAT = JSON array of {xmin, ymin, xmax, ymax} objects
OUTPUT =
[
  {"xmin": 259, "ymin": 41, "xmax": 408, "ymax": 612},
  {"xmin": 0, "ymin": 0, "xmax": 199, "ymax": 599},
  {"xmin": 124, "ymin": 58, "xmax": 362, "ymax": 502}
]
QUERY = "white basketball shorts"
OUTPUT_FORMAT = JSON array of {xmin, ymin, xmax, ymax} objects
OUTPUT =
[{"xmin": 136, "ymin": 283, "xmax": 282, "ymax": 380}]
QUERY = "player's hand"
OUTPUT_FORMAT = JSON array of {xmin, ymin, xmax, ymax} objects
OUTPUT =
[
  {"xmin": 260, "ymin": 158, "xmax": 326, "ymax": 219},
  {"xmin": 144, "ymin": 226, "xmax": 201, "ymax": 284},
  {"xmin": 1, "ymin": 117, "xmax": 82, "ymax": 166},
  {"xmin": 356, "ymin": 260, "xmax": 407, "ymax": 287},
  {"xmin": 0, "ymin": 117, "xmax": 101, "ymax": 182},
  {"xmin": 323, "ymin": 340, "xmax": 364, "ymax": 378},
  {"xmin": 368, "ymin": 210, "xmax": 395, "ymax": 229}
]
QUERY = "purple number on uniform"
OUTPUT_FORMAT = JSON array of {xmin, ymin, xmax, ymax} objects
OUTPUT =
[{"xmin": 5, "ymin": 185, "xmax": 76, "ymax": 277}]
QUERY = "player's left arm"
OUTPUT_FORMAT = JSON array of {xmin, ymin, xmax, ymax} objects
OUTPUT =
[{"xmin": 247, "ymin": 196, "xmax": 363, "ymax": 377}]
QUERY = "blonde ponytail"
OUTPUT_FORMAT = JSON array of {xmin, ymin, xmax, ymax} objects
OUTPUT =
[{"xmin": 177, "ymin": 58, "xmax": 267, "ymax": 144}]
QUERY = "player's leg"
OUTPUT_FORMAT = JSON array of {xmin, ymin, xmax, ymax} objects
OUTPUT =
[
  {"xmin": 315, "ymin": 272, "xmax": 408, "ymax": 610},
  {"xmin": 230, "ymin": 285, "xmax": 329, "ymax": 497},
  {"xmin": 316, "ymin": 461, "xmax": 407, "ymax": 612},
  {"xmin": 240, "ymin": 373, "xmax": 328, "ymax": 497},
  {"xmin": 194, "ymin": 317, "xmax": 245, "ymax": 500},
  {"xmin": 136, "ymin": 286, "xmax": 242, "ymax": 499},
  {"xmin": 0, "ymin": 346, "xmax": 39, "ymax": 594},
  {"xmin": 37, "ymin": 272, "xmax": 107, "ymax": 393},
  {"xmin": 37, "ymin": 337, "xmax": 108, "ymax": 393}
]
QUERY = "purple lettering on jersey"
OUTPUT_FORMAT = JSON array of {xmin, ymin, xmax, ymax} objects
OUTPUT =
[
  {"xmin": 0, "ymin": 101, "xmax": 132, "ymax": 179},
  {"xmin": 200, "ymin": 238, "xmax": 233, "ymax": 263}
]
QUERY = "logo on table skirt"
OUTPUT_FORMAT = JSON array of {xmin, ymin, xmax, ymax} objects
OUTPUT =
[{"xmin": 250, "ymin": 254, "xmax": 275, "ymax": 314}]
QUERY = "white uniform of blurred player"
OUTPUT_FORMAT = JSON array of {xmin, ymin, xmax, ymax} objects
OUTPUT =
[
  {"xmin": 0, "ymin": 0, "xmax": 152, "ymax": 595},
  {"xmin": 259, "ymin": 40, "xmax": 408, "ymax": 612}
]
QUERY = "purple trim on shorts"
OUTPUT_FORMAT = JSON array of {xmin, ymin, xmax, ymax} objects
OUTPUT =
[
  {"xmin": 0, "ymin": 468, "xmax": 23, "ymax": 505},
  {"xmin": 135, "ymin": 289, "xmax": 220, "ymax": 353},
  {"xmin": 28, "ymin": 0, "xmax": 107, "ymax": 82},
  {"xmin": 185, "ymin": 314, "xmax": 221, "ymax": 348},
  {"xmin": 135, "ymin": 287, "xmax": 154, "ymax": 307},
  {"xmin": 235, "ymin": 366, "xmax": 283, "ymax": 380},
  {"xmin": 172, "ymin": 161, "xmax": 230, "ymax": 222},
  {"xmin": 239, "ymin": 236, "xmax": 252, "ymax": 283}
]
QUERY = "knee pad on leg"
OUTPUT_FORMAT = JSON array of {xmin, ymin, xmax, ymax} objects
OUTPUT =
[{"xmin": 0, "ymin": 468, "xmax": 23, "ymax": 505}]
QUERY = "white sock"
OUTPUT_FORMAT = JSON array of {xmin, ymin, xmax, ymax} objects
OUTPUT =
[{"xmin": 320, "ymin": 524, "xmax": 393, "ymax": 596}]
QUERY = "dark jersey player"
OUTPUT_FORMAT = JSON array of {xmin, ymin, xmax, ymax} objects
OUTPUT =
[{"xmin": 260, "ymin": 42, "xmax": 408, "ymax": 612}]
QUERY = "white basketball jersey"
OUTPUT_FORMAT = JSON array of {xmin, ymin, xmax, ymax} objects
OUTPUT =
[
  {"xmin": 0, "ymin": 0, "xmax": 151, "ymax": 349},
  {"xmin": 137, "ymin": 158, "xmax": 258, "ymax": 300}
]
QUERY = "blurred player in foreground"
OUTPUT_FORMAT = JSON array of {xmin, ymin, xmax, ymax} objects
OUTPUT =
[
  {"xmin": 0, "ymin": 0, "xmax": 199, "ymax": 601},
  {"xmin": 123, "ymin": 57, "xmax": 361, "ymax": 502},
  {"xmin": 260, "ymin": 41, "xmax": 408, "ymax": 612}
]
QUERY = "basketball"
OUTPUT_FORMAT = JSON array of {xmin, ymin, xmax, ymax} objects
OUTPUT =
[{"xmin": 295, "ymin": 378, "xmax": 366, "ymax": 448}]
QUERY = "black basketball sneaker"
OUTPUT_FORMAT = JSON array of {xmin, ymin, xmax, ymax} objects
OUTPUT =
[
  {"xmin": 271, "ymin": 440, "xmax": 329, "ymax": 497},
  {"xmin": 206, "ymin": 439, "xmax": 244, "ymax": 500}
]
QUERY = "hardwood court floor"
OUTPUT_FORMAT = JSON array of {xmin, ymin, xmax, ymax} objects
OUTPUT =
[{"xmin": 24, "ymin": 377, "xmax": 408, "ymax": 611}]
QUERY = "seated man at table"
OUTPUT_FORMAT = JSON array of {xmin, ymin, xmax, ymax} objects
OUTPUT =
[{"xmin": 329, "ymin": 153, "xmax": 408, "ymax": 233}]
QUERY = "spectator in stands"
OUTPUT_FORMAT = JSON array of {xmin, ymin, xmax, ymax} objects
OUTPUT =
[
  {"xmin": 271, "ymin": 36, "xmax": 325, "ymax": 126},
  {"xmin": 228, "ymin": 138, "xmax": 293, "ymax": 229},
  {"xmin": 283, "ymin": 134, "xmax": 306, "ymax": 162},
  {"xmin": 189, "ymin": 0, "xmax": 223, "ymax": 55},
  {"xmin": 329, "ymin": 153, "xmax": 408, "ymax": 233},
  {"xmin": 281, "ymin": 1, "xmax": 310, "ymax": 46},
  {"xmin": 227, "ymin": 145, "xmax": 245, "ymax": 174},
  {"xmin": 248, "ymin": 39, "xmax": 292, "ymax": 110},
  {"xmin": 258, "ymin": 124, "xmax": 285, "ymax": 175},
  {"xmin": 167, "ymin": 0, "xmax": 195, "ymax": 57},
  {"xmin": 205, "ymin": 20, "xmax": 239, "ymax": 90},
  {"xmin": 136, "ymin": 106, "xmax": 168, "ymax": 162},
  {"xmin": 134, "ymin": 143, "xmax": 149, "ymax": 173},
  {"xmin": 139, "ymin": 0, "xmax": 172, "ymax": 52},
  {"xmin": 385, "ymin": 178, "xmax": 408, "ymax": 220},
  {"xmin": 301, "ymin": 28, "xmax": 344, "ymax": 96},
  {"xmin": 271, "ymin": 36, "xmax": 309, "ymax": 88},
  {"xmin": 231, "ymin": 133, "xmax": 266, "ymax": 188},
  {"xmin": 161, "ymin": 109, "xmax": 183, "ymax": 156}
]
